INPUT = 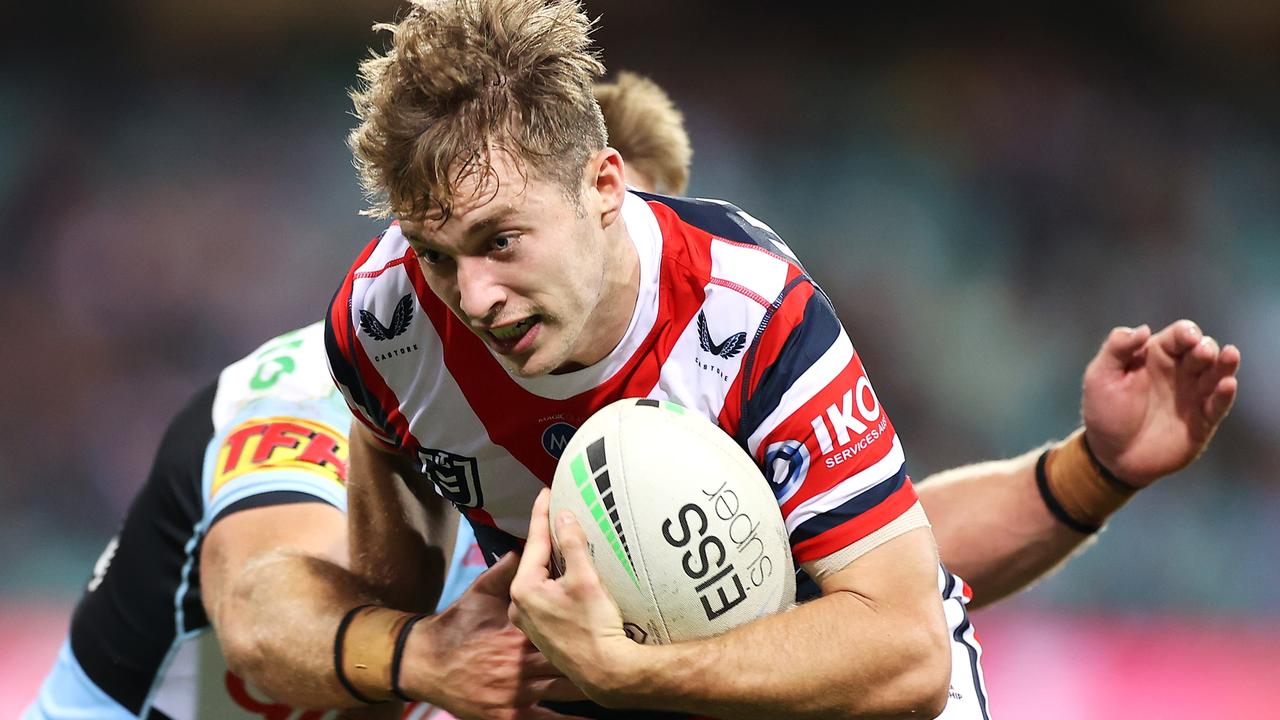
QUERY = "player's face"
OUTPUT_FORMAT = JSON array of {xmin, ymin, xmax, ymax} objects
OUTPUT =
[{"xmin": 401, "ymin": 148, "xmax": 634, "ymax": 377}]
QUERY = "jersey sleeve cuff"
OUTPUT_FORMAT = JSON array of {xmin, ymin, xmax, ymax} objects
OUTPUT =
[
  {"xmin": 802, "ymin": 501, "xmax": 930, "ymax": 581},
  {"xmin": 788, "ymin": 474, "xmax": 919, "ymax": 564},
  {"xmin": 208, "ymin": 490, "xmax": 336, "ymax": 529},
  {"xmin": 204, "ymin": 471, "xmax": 347, "ymax": 525}
]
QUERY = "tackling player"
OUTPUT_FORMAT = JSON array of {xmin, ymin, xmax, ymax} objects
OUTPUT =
[{"xmin": 21, "ymin": 323, "xmax": 424, "ymax": 719}]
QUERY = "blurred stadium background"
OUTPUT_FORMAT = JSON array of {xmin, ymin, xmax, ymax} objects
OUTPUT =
[{"xmin": 2, "ymin": 1, "xmax": 1277, "ymax": 716}]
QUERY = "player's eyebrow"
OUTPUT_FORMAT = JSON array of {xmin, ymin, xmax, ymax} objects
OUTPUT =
[
  {"xmin": 462, "ymin": 206, "xmax": 519, "ymax": 238},
  {"xmin": 403, "ymin": 206, "xmax": 522, "ymax": 254}
]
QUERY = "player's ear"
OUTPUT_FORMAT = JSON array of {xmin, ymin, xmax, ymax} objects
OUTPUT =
[{"xmin": 585, "ymin": 148, "xmax": 626, "ymax": 228}]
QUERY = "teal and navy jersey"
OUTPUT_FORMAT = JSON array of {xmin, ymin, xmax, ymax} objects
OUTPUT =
[
  {"xmin": 28, "ymin": 323, "xmax": 488, "ymax": 720},
  {"xmin": 29, "ymin": 324, "xmax": 353, "ymax": 719}
]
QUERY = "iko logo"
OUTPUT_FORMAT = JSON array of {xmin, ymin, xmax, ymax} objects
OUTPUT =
[
  {"xmin": 810, "ymin": 376, "xmax": 882, "ymax": 454},
  {"xmin": 418, "ymin": 447, "xmax": 483, "ymax": 507},
  {"xmin": 540, "ymin": 422, "xmax": 577, "ymax": 459},
  {"xmin": 359, "ymin": 293, "xmax": 414, "ymax": 341},
  {"xmin": 696, "ymin": 311, "xmax": 747, "ymax": 359},
  {"xmin": 763, "ymin": 439, "xmax": 809, "ymax": 505}
]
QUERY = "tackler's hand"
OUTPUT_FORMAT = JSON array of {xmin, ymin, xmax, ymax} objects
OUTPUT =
[
  {"xmin": 398, "ymin": 550, "xmax": 588, "ymax": 719},
  {"xmin": 1081, "ymin": 319, "xmax": 1240, "ymax": 488}
]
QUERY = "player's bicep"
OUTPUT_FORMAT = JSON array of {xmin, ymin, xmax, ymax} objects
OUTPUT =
[
  {"xmin": 346, "ymin": 421, "xmax": 420, "ymax": 550},
  {"xmin": 802, "ymin": 526, "xmax": 946, "ymax": 649}
]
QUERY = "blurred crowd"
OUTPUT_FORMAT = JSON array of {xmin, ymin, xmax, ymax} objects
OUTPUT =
[{"xmin": 1, "ymin": 1, "xmax": 1276, "ymax": 615}]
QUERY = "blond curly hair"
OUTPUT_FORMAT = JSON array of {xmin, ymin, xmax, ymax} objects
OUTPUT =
[{"xmin": 349, "ymin": 0, "xmax": 607, "ymax": 220}]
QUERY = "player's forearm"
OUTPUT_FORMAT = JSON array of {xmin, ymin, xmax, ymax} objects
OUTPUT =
[
  {"xmin": 347, "ymin": 426, "xmax": 455, "ymax": 611},
  {"xmin": 588, "ymin": 527, "xmax": 952, "ymax": 720},
  {"xmin": 610, "ymin": 588, "xmax": 951, "ymax": 720},
  {"xmin": 918, "ymin": 446, "xmax": 1090, "ymax": 608},
  {"xmin": 347, "ymin": 475, "xmax": 453, "ymax": 611},
  {"xmin": 217, "ymin": 551, "xmax": 378, "ymax": 708}
]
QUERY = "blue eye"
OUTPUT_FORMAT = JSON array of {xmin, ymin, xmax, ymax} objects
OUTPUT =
[{"xmin": 493, "ymin": 235, "xmax": 517, "ymax": 251}]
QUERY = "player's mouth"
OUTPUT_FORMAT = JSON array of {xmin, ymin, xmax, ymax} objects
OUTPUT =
[{"xmin": 487, "ymin": 316, "xmax": 541, "ymax": 354}]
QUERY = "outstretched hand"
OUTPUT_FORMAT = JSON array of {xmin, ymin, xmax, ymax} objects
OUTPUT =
[{"xmin": 1081, "ymin": 319, "xmax": 1240, "ymax": 487}]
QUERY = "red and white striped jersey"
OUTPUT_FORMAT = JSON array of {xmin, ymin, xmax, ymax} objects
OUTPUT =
[{"xmin": 326, "ymin": 191, "xmax": 917, "ymax": 574}]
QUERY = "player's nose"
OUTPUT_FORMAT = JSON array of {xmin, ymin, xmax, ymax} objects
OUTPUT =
[{"xmin": 455, "ymin": 257, "xmax": 506, "ymax": 323}]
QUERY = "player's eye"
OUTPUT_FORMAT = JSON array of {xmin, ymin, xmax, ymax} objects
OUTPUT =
[
  {"xmin": 416, "ymin": 247, "xmax": 444, "ymax": 265},
  {"xmin": 491, "ymin": 234, "xmax": 519, "ymax": 253}
]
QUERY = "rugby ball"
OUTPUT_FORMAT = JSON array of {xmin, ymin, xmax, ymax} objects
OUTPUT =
[{"xmin": 550, "ymin": 398, "xmax": 795, "ymax": 644}]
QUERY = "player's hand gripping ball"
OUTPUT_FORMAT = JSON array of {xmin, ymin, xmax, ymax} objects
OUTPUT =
[{"xmin": 550, "ymin": 398, "xmax": 795, "ymax": 644}]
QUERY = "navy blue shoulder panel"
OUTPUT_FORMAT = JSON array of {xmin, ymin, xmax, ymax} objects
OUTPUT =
[
  {"xmin": 736, "ymin": 285, "xmax": 843, "ymax": 447},
  {"xmin": 632, "ymin": 190, "xmax": 807, "ymax": 273}
]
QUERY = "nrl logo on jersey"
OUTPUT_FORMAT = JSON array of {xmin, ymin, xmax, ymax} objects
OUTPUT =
[
  {"xmin": 418, "ymin": 447, "xmax": 483, "ymax": 508},
  {"xmin": 360, "ymin": 294, "xmax": 414, "ymax": 341}
]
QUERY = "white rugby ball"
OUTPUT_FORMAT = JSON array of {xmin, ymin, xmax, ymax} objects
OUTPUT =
[{"xmin": 550, "ymin": 398, "xmax": 795, "ymax": 644}]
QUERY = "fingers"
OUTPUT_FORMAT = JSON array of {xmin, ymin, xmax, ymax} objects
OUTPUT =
[
  {"xmin": 1181, "ymin": 330, "xmax": 1240, "ymax": 394},
  {"xmin": 1097, "ymin": 324, "xmax": 1151, "ymax": 372},
  {"xmin": 509, "ymin": 648, "xmax": 586, "ymax": 704},
  {"xmin": 521, "ymin": 648, "xmax": 563, "ymax": 677},
  {"xmin": 470, "ymin": 550, "xmax": 521, "ymax": 598},
  {"xmin": 516, "ymin": 488, "xmax": 554, "ymax": 585},
  {"xmin": 551, "ymin": 510, "xmax": 592, "ymax": 584},
  {"xmin": 1204, "ymin": 373, "xmax": 1239, "ymax": 424},
  {"xmin": 1181, "ymin": 334, "xmax": 1221, "ymax": 377},
  {"xmin": 1198, "ymin": 341, "xmax": 1241, "ymax": 388},
  {"xmin": 1171, "ymin": 328, "xmax": 1239, "ymax": 426},
  {"xmin": 1155, "ymin": 319, "xmax": 1202, "ymax": 358},
  {"xmin": 1217, "ymin": 343, "xmax": 1242, "ymax": 384}
]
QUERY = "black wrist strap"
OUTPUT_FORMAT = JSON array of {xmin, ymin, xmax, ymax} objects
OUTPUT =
[
  {"xmin": 1080, "ymin": 433, "xmax": 1141, "ymax": 493},
  {"xmin": 334, "ymin": 604, "xmax": 380, "ymax": 705},
  {"xmin": 390, "ymin": 613, "xmax": 430, "ymax": 702},
  {"xmin": 1035, "ymin": 449, "xmax": 1101, "ymax": 535}
]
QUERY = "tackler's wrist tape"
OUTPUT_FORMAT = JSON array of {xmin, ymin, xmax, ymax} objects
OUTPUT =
[
  {"xmin": 335, "ymin": 605, "xmax": 417, "ymax": 703},
  {"xmin": 1038, "ymin": 428, "xmax": 1137, "ymax": 533}
]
